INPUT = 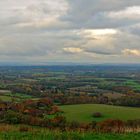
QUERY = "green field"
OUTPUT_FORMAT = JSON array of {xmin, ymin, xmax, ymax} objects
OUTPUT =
[
  {"xmin": 0, "ymin": 124, "xmax": 140, "ymax": 140},
  {"xmin": 0, "ymin": 95, "xmax": 14, "ymax": 102},
  {"xmin": 60, "ymin": 104, "xmax": 140, "ymax": 122},
  {"xmin": 0, "ymin": 92, "xmax": 38, "ymax": 102},
  {"xmin": 0, "ymin": 131, "xmax": 140, "ymax": 140},
  {"xmin": 124, "ymin": 80, "xmax": 140, "ymax": 91}
]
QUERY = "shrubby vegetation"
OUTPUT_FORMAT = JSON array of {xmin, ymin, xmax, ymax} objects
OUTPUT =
[
  {"xmin": 0, "ymin": 99, "xmax": 140, "ymax": 133},
  {"xmin": 0, "ymin": 99, "xmax": 66, "ymax": 128},
  {"xmin": 0, "ymin": 127, "xmax": 140, "ymax": 140},
  {"xmin": 92, "ymin": 112, "xmax": 103, "ymax": 118}
]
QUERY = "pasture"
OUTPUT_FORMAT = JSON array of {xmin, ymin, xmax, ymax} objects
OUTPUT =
[{"xmin": 60, "ymin": 104, "xmax": 140, "ymax": 122}]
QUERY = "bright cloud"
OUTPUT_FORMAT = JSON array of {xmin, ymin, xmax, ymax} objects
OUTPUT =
[
  {"xmin": 122, "ymin": 49, "xmax": 140, "ymax": 56},
  {"xmin": 63, "ymin": 47, "xmax": 83, "ymax": 53},
  {"xmin": 108, "ymin": 6, "xmax": 140, "ymax": 19},
  {"xmin": 83, "ymin": 29, "xmax": 118, "ymax": 36}
]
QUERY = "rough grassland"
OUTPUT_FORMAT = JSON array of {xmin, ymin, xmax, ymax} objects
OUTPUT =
[
  {"xmin": 60, "ymin": 104, "xmax": 140, "ymax": 122},
  {"xmin": 0, "ymin": 132, "xmax": 140, "ymax": 140},
  {"xmin": 0, "ymin": 124, "xmax": 140, "ymax": 140}
]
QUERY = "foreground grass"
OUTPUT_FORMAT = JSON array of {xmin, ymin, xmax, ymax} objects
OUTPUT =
[
  {"xmin": 0, "ymin": 132, "xmax": 140, "ymax": 140},
  {"xmin": 60, "ymin": 104, "xmax": 140, "ymax": 122},
  {"xmin": 0, "ymin": 124, "xmax": 140, "ymax": 140}
]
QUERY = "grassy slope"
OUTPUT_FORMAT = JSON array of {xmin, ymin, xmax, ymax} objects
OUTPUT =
[
  {"xmin": 0, "ymin": 131, "xmax": 140, "ymax": 140},
  {"xmin": 0, "ymin": 123, "xmax": 139, "ymax": 140},
  {"xmin": 60, "ymin": 104, "xmax": 140, "ymax": 122}
]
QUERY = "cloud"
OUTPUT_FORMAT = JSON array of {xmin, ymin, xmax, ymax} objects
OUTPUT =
[
  {"xmin": 84, "ymin": 49, "xmax": 117, "ymax": 56},
  {"xmin": 0, "ymin": 0, "xmax": 69, "ymax": 29},
  {"xmin": 63, "ymin": 47, "xmax": 83, "ymax": 53},
  {"xmin": 108, "ymin": 6, "xmax": 140, "ymax": 19},
  {"xmin": 0, "ymin": 0, "xmax": 140, "ymax": 64},
  {"xmin": 122, "ymin": 49, "xmax": 140, "ymax": 56}
]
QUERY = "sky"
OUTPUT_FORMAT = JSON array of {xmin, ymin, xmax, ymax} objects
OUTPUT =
[{"xmin": 0, "ymin": 0, "xmax": 140, "ymax": 65}]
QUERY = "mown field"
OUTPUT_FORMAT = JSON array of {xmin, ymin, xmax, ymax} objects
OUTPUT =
[{"xmin": 60, "ymin": 104, "xmax": 140, "ymax": 122}]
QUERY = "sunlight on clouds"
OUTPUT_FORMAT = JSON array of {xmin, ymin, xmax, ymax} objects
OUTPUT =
[
  {"xmin": 76, "ymin": 29, "xmax": 118, "ymax": 43},
  {"xmin": 108, "ymin": 6, "xmax": 140, "ymax": 19},
  {"xmin": 77, "ymin": 29, "xmax": 117, "ymax": 51},
  {"xmin": 63, "ymin": 47, "xmax": 83, "ymax": 53},
  {"xmin": 83, "ymin": 29, "xmax": 118, "ymax": 36},
  {"xmin": 122, "ymin": 49, "xmax": 140, "ymax": 56}
]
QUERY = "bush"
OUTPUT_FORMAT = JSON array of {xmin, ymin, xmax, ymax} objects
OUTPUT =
[
  {"xmin": 19, "ymin": 126, "xmax": 29, "ymax": 132},
  {"xmin": 90, "ymin": 121, "xmax": 97, "ymax": 129},
  {"xmin": 92, "ymin": 112, "xmax": 103, "ymax": 118},
  {"xmin": 126, "ymin": 119, "xmax": 140, "ymax": 128},
  {"xmin": 69, "ymin": 121, "xmax": 80, "ymax": 129},
  {"xmin": 97, "ymin": 119, "xmax": 124, "ymax": 133},
  {"xmin": 4, "ymin": 111, "xmax": 20, "ymax": 124}
]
